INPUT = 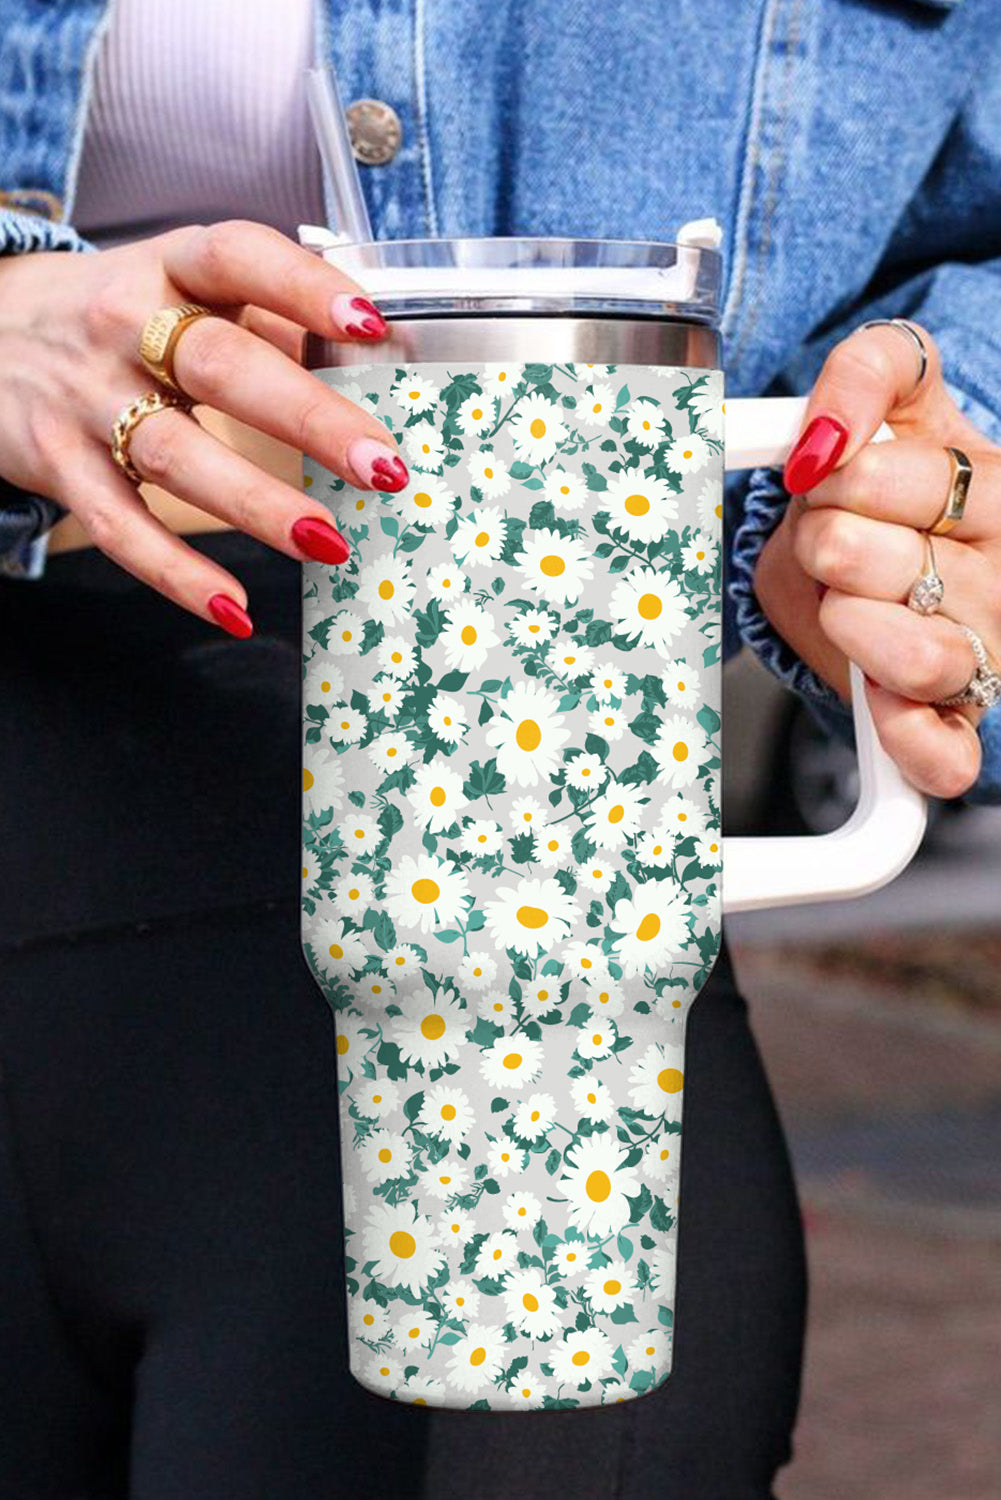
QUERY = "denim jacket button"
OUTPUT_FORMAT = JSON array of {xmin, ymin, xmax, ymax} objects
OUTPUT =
[
  {"xmin": 346, "ymin": 100, "xmax": 403, "ymax": 166},
  {"xmin": 0, "ymin": 188, "xmax": 63, "ymax": 220}
]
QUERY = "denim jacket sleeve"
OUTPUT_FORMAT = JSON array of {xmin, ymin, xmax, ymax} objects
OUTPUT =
[
  {"xmin": 728, "ymin": 64, "xmax": 1001, "ymax": 806},
  {"xmin": 0, "ymin": 207, "xmax": 92, "ymax": 577}
]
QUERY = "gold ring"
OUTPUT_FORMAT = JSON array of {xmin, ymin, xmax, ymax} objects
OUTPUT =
[
  {"xmin": 111, "ymin": 390, "xmax": 193, "ymax": 485},
  {"xmin": 906, "ymin": 531, "xmax": 944, "ymax": 616},
  {"xmin": 929, "ymin": 447, "xmax": 973, "ymax": 535},
  {"xmin": 138, "ymin": 302, "xmax": 212, "ymax": 395}
]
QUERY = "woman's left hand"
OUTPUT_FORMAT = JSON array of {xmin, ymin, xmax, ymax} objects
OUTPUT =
[{"xmin": 753, "ymin": 321, "xmax": 1001, "ymax": 800}]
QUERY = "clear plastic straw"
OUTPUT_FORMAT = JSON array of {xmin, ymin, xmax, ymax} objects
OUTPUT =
[{"xmin": 305, "ymin": 66, "xmax": 374, "ymax": 245}]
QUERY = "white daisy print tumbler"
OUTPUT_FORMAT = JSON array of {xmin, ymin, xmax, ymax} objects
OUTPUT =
[{"xmin": 298, "ymin": 234, "xmax": 926, "ymax": 1411}]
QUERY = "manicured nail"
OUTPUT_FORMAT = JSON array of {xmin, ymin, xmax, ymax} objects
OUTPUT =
[
  {"xmin": 331, "ymin": 293, "xmax": 387, "ymax": 341},
  {"xmin": 347, "ymin": 437, "xmax": 409, "ymax": 492},
  {"xmin": 784, "ymin": 416, "xmax": 849, "ymax": 495},
  {"xmin": 291, "ymin": 516, "xmax": 350, "ymax": 565},
  {"xmin": 208, "ymin": 593, "xmax": 253, "ymax": 639}
]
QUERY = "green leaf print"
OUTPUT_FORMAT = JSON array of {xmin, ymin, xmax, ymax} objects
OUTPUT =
[
  {"xmin": 581, "ymin": 463, "xmax": 608, "ymax": 491},
  {"xmin": 697, "ymin": 704, "xmax": 722, "ymax": 736},
  {"xmin": 462, "ymin": 758, "xmax": 506, "ymax": 801}
]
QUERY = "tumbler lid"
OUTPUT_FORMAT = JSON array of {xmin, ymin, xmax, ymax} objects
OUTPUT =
[{"xmin": 296, "ymin": 229, "xmax": 723, "ymax": 324}]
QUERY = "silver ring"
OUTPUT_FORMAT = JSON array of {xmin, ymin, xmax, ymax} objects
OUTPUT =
[
  {"xmin": 857, "ymin": 317, "xmax": 928, "ymax": 397},
  {"xmin": 906, "ymin": 532, "xmax": 944, "ymax": 616},
  {"xmin": 936, "ymin": 625, "xmax": 1001, "ymax": 711}
]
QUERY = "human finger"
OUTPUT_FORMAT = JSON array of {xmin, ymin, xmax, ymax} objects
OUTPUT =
[
  {"xmin": 864, "ymin": 679, "xmax": 982, "ymax": 800},
  {"xmin": 162, "ymin": 220, "xmax": 387, "ymax": 343},
  {"xmin": 124, "ymin": 405, "xmax": 350, "ymax": 565},
  {"xmin": 818, "ymin": 591, "xmax": 996, "ymax": 704}
]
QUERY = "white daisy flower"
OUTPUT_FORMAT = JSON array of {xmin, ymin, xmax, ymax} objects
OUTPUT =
[
  {"xmin": 604, "ymin": 472, "xmax": 678, "ymax": 544},
  {"xmin": 395, "ymin": 1311, "xmax": 435, "ymax": 1352},
  {"xmin": 407, "ymin": 762, "xmax": 467, "ymax": 832},
  {"xmin": 390, "ymin": 988, "xmax": 468, "ymax": 1070},
  {"xmin": 575, "ymin": 1019, "xmax": 618, "ymax": 1060},
  {"xmin": 697, "ymin": 476, "xmax": 723, "ymax": 534},
  {"xmin": 552, "ymin": 641, "xmax": 595, "ymax": 679},
  {"xmin": 509, "ymin": 795, "xmax": 546, "ymax": 831},
  {"xmin": 459, "ymin": 951, "xmax": 497, "ymax": 990},
  {"xmin": 653, "ymin": 715, "xmax": 709, "ymax": 789},
  {"xmin": 371, "ymin": 681, "xmax": 403, "ymax": 715},
  {"xmin": 425, "ymin": 563, "xmax": 468, "ymax": 603},
  {"xmin": 474, "ymin": 1232, "xmax": 519, "ymax": 1279},
  {"xmin": 609, "ymin": 569, "xmax": 687, "ymax": 655},
  {"xmin": 552, "ymin": 1238, "xmax": 587, "ymax": 1276},
  {"xmin": 502, "ymin": 1190, "xmax": 543, "ymax": 1232},
  {"xmin": 355, "ymin": 553, "xmax": 415, "ymax": 626},
  {"xmin": 588, "ymin": 784, "xmax": 648, "ymax": 850},
  {"xmin": 428, "ymin": 693, "xmax": 469, "ymax": 744},
  {"xmin": 661, "ymin": 660, "xmax": 702, "ymax": 710},
  {"xmin": 665, "ymin": 429, "xmax": 711, "ymax": 475},
  {"xmin": 522, "ymin": 980, "xmax": 561, "ymax": 1013},
  {"xmin": 331, "ymin": 873, "xmax": 375, "ymax": 919},
  {"xmin": 439, "ymin": 1280, "xmax": 480, "ymax": 1319},
  {"xmin": 695, "ymin": 830, "xmax": 722, "ymax": 868},
  {"xmin": 587, "ymin": 981, "xmax": 626, "ymax": 1019},
  {"xmin": 399, "ymin": 1375, "xmax": 447, "ymax": 1407},
  {"xmin": 327, "ymin": 609, "xmax": 365, "ymax": 655},
  {"xmin": 588, "ymin": 707, "xmax": 626, "ymax": 742},
  {"xmin": 376, "ymin": 636, "xmax": 417, "ymax": 678},
  {"xmin": 647, "ymin": 1240, "xmax": 678, "ymax": 1296},
  {"xmin": 456, "ymin": 391, "xmax": 494, "ymax": 436},
  {"xmin": 361, "ymin": 1356, "xmax": 402, "ymax": 1397},
  {"xmin": 327, "ymin": 706, "xmax": 366, "ymax": 745},
  {"xmin": 562, "ymin": 940, "xmax": 610, "ymax": 982},
  {"xmin": 358, "ymin": 972, "xmax": 392, "ymax": 1003},
  {"xmin": 479, "ymin": 1035, "xmax": 545, "ymax": 1090},
  {"xmin": 508, "ymin": 607, "xmax": 556, "ymax": 648},
  {"xmin": 536, "ymin": 825, "xmax": 572, "ymax": 868},
  {"xmin": 303, "ymin": 755, "xmax": 345, "ymax": 811},
  {"xmin": 487, "ymin": 1138, "xmax": 527, "ymax": 1178},
  {"xmin": 503, "ymin": 1270, "xmax": 561, "ymax": 1339},
  {"xmin": 362, "ymin": 1202, "xmax": 443, "ymax": 1294},
  {"xmin": 562, "ymin": 1135, "xmax": 641, "ymax": 1238},
  {"xmin": 584, "ymin": 1258, "xmax": 632, "ymax": 1314},
  {"xmin": 351, "ymin": 1300, "xmax": 391, "ymax": 1343},
  {"xmin": 359, "ymin": 1129, "xmax": 412, "ymax": 1184},
  {"xmin": 624, "ymin": 400, "xmax": 667, "ymax": 448},
  {"xmin": 485, "ymin": 681, "xmax": 569, "ymax": 788},
  {"xmin": 399, "ymin": 473, "xmax": 456, "ymax": 528},
  {"xmin": 477, "ymin": 989, "xmax": 512, "ymax": 1023},
  {"xmin": 611, "ymin": 888, "xmax": 691, "ymax": 976},
  {"xmin": 634, "ymin": 830, "xmax": 675, "ymax": 869},
  {"xmin": 576, "ymin": 362, "xmax": 611, "ymax": 378},
  {"xmin": 441, "ymin": 600, "xmax": 501, "ymax": 672},
  {"xmin": 304, "ymin": 656, "xmax": 346, "ymax": 709},
  {"xmin": 641, "ymin": 1133, "xmax": 681, "ymax": 1186},
  {"xmin": 418, "ymin": 1084, "xmax": 475, "ymax": 1143},
  {"xmin": 368, "ymin": 731, "xmax": 410, "ymax": 774},
  {"xmin": 550, "ymin": 1328, "xmax": 614, "ymax": 1387},
  {"xmin": 565, "ymin": 753, "xmax": 608, "ymax": 791},
  {"xmin": 340, "ymin": 812, "xmax": 379, "ymax": 854},
  {"xmin": 466, "ymin": 449, "xmax": 511, "ymax": 499},
  {"xmin": 512, "ymin": 1094, "xmax": 556, "ymax": 1142},
  {"xmin": 482, "ymin": 363, "xmax": 519, "ymax": 398},
  {"xmin": 590, "ymin": 663, "xmax": 627, "ymax": 702},
  {"xmin": 580, "ymin": 382, "xmax": 615, "ymax": 428},
  {"xmin": 301, "ymin": 847, "xmax": 323, "ymax": 890},
  {"xmin": 353, "ymin": 1078, "xmax": 401, "ymax": 1120},
  {"xmin": 578, "ymin": 861, "xmax": 615, "ymax": 892},
  {"xmin": 460, "ymin": 820, "xmax": 503, "ymax": 857},
  {"xmin": 425, "ymin": 1160, "xmax": 472, "ymax": 1201},
  {"xmin": 509, "ymin": 393, "xmax": 567, "ymax": 463},
  {"xmin": 483, "ymin": 876, "xmax": 579, "ymax": 956},
  {"xmin": 384, "ymin": 855, "xmax": 470, "ymax": 935},
  {"xmin": 393, "ymin": 372, "xmax": 439, "ymax": 414},
  {"xmin": 403, "ymin": 423, "xmax": 446, "ymax": 471},
  {"xmin": 628, "ymin": 1041, "xmax": 686, "ymax": 1120},
  {"xmin": 519, "ymin": 529, "xmax": 594, "ymax": 607},
  {"xmin": 689, "ymin": 384, "xmax": 724, "ymax": 439},
  {"xmin": 438, "ymin": 1206, "xmax": 475, "ymax": 1247},
  {"xmin": 333, "ymin": 1010, "xmax": 375, "ymax": 1072},
  {"xmin": 570, "ymin": 1075, "xmax": 615, "ymax": 1122},
  {"xmin": 658, "ymin": 792, "xmax": 706, "ymax": 837},
  {"xmin": 510, "ymin": 1368, "xmax": 545, "ymax": 1406},
  {"xmin": 310, "ymin": 919, "xmax": 370, "ymax": 981},
  {"xmin": 628, "ymin": 1328, "xmax": 671, "ymax": 1372},
  {"xmin": 543, "ymin": 466, "xmax": 587, "ymax": 511},
  {"xmin": 445, "ymin": 1325, "xmax": 506, "ymax": 1394},
  {"xmin": 681, "ymin": 532, "xmax": 719, "ymax": 575}
]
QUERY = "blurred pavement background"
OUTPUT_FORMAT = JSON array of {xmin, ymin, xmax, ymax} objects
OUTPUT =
[{"xmin": 722, "ymin": 655, "xmax": 1001, "ymax": 1500}]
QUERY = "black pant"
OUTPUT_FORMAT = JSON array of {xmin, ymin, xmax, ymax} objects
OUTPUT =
[{"xmin": 0, "ymin": 539, "xmax": 805, "ymax": 1498}]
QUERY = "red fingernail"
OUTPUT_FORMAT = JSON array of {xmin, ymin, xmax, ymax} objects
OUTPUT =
[
  {"xmin": 784, "ymin": 416, "xmax": 849, "ymax": 495},
  {"xmin": 292, "ymin": 516, "xmax": 350, "ymax": 565},
  {"xmin": 331, "ymin": 293, "xmax": 387, "ymax": 341},
  {"xmin": 347, "ymin": 437, "xmax": 409, "ymax": 492},
  {"xmin": 208, "ymin": 594, "xmax": 254, "ymax": 639}
]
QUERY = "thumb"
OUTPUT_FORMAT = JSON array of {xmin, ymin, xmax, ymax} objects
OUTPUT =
[{"xmin": 783, "ymin": 320, "xmax": 949, "ymax": 495}]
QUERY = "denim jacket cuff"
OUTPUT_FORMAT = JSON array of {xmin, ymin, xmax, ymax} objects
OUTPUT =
[
  {"xmin": 0, "ymin": 206, "xmax": 93, "ymax": 257},
  {"xmin": 728, "ymin": 466, "xmax": 855, "ymax": 744}
]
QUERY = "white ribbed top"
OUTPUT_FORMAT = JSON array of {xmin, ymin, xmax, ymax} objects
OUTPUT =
[{"xmin": 72, "ymin": 0, "xmax": 326, "ymax": 247}]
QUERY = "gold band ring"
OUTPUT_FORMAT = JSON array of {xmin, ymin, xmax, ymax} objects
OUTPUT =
[
  {"xmin": 928, "ymin": 447, "xmax": 973, "ymax": 536},
  {"xmin": 111, "ymin": 390, "xmax": 193, "ymax": 485},
  {"xmin": 138, "ymin": 302, "xmax": 212, "ymax": 396}
]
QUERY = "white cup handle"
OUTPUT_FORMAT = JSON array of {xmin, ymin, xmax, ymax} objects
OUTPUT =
[{"xmin": 721, "ymin": 396, "xmax": 927, "ymax": 912}]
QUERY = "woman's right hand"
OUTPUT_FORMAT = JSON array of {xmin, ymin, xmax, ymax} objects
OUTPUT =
[{"xmin": 0, "ymin": 219, "xmax": 409, "ymax": 635}]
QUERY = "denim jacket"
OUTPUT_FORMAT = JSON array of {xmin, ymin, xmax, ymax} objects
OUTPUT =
[{"xmin": 3, "ymin": 0, "xmax": 1001, "ymax": 800}]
